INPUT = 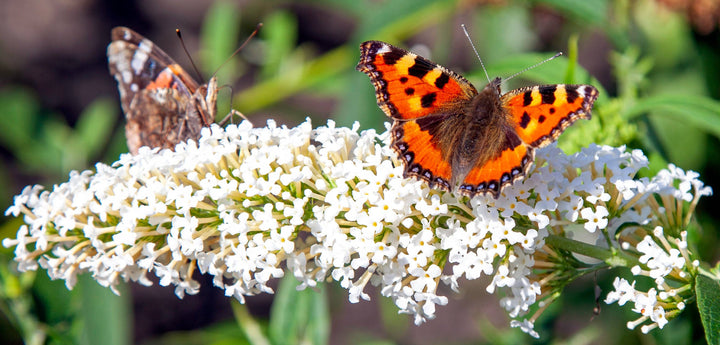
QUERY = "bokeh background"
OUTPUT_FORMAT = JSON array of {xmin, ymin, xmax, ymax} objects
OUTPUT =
[{"xmin": 1, "ymin": 0, "xmax": 719, "ymax": 344}]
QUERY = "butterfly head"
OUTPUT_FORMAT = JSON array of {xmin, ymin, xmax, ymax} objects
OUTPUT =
[
  {"xmin": 193, "ymin": 77, "xmax": 218, "ymax": 125},
  {"xmin": 483, "ymin": 77, "xmax": 503, "ymax": 96}
]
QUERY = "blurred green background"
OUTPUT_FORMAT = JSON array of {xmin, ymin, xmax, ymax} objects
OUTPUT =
[{"xmin": 1, "ymin": 0, "xmax": 719, "ymax": 344}]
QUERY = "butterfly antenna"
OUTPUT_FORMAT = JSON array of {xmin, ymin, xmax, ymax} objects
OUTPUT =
[
  {"xmin": 503, "ymin": 52, "xmax": 563, "ymax": 83},
  {"xmin": 176, "ymin": 29, "xmax": 205, "ymax": 82},
  {"xmin": 214, "ymin": 23, "xmax": 262, "ymax": 126},
  {"xmin": 211, "ymin": 23, "xmax": 262, "ymax": 77},
  {"xmin": 461, "ymin": 24, "xmax": 491, "ymax": 83}
]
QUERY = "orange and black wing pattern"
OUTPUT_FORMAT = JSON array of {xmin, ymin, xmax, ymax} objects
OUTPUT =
[
  {"xmin": 503, "ymin": 84, "xmax": 598, "ymax": 148},
  {"xmin": 357, "ymin": 41, "xmax": 477, "ymax": 120},
  {"xmin": 357, "ymin": 41, "xmax": 477, "ymax": 189},
  {"xmin": 458, "ymin": 83, "xmax": 598, "ymax": 197},
  {"xmin": 357, "ymin": 40, "xmax": 598, "ymax": 198},
  {"xmin": 458, "ymin": 128, "xmax": 535, "ymax": 197}
]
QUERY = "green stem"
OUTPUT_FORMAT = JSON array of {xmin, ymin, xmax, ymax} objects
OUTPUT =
[
  {"xmin": 232, "ymin": 299, "xmax": 270, "ymax": 345},
  {"xmin": 545, "ymin": 234, "xmax": 640, "ymax": 267}
]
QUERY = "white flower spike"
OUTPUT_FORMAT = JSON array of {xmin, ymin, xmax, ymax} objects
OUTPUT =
[{"xmin": 4, "ymin": 120, "xmax": 710, "ymax": 338}]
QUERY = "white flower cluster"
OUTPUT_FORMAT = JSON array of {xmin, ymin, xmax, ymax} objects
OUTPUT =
[
  {"xmin": 3, "ymin": 119, "xmax": 711, "ymax": 338},
  {"xmin": 603, "ymin": 166, "xmax": 709, "ymax": 334}
]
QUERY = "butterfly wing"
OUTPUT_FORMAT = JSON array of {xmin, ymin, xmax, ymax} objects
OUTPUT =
[
  {"xmin": 108, "ymin": 27, "xmax": 199, "ymax": 110},
  {"xmin": 503, "ymin": 84, "xmax": 598, "ymax": 148},
  {"xmin": 357, "ymin": 41, "xmax": 478, "ymax": 189},
  {"xmin": 108, "ymin": 26, "xmax": 212, "ymax": 154},
  {"xmin": 458, "ymin": 130, "xmax": 535, "ymax": 198},
  {"xmin": 357, "ymin": 41, "xmax": 477, "ymax": 120},
  {"xmin": 459, "ymin": 83, "xmax": 598, "ymax": 198}
]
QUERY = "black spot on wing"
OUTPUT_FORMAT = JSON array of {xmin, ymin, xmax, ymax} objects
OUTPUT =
[
  {"xmin": 565, "ymin": 85, "xmax": 579, "ymax": 103},
  {"xmin": 540, "ymin": 86, "xmax": 556, "ymax": 104},
  {"xmin": 408, "ymin": 57, "xmax": 430, "ymax": 79},
  {"xmin": 523, "ymin": 91, "xmax": 533, "ymax": 106},
  {"xmin": 392, "ymin": 126, "xmax": 405, "ymax": 141},
  {"xmin": 434, "ymin": 73, "xmax": 450, "ymax": 89},
  {"xmin": 400, "ymin": 77, "xmax": 408, "ymax": 84},
  {"xmin": 519, "ymin": 111, "xmax": 531, "ymax": 129},
  {"xmin": 538, "ymin": 115, "xmax": 546, "ymax": 123},
  {"xmin": 500, "ymin": 172, "xmax": 511, "ymax": 183},
  {"xmin": 405, "ymin": 88, "xmax": 415, "ymax": 95},
  {"xmin": 382, "ymin": 48, "xmax": 404, "ymax": 65},
  {"xmin": 421, "ymin": 92, "xmax": 437, "ymax": 108}
]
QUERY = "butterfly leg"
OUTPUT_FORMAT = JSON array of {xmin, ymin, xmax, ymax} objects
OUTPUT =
[{"xmin": 218, "ymin": 109, "xmax": 251, "ymax": 126}]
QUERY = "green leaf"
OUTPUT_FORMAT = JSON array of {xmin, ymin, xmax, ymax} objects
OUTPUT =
[
  {"xmin": 75, "ymin": 98, "xmax": 117, "ymax": 158},
  {"xmin": 490, "ymin": 54, "xmax": 582, "ymax": 83},
  {"xmin": 32, "ymin": 273, "xmax": 75, "ymax": 342},
  {"xmin": 32, "ymin": 116, "xmax": 72, "ymax": 174},
  {"xmin": 352, "ymin": 0, "xmax": 453, "ymax": 41},
  {"xmin": 633, "ymin": 0, "xmax": 693, "ymax": 69},
  {"xmin": 76, "ymin": 275, "xmax": 130, "ymax": 345},
  {"xmin": 261, "ymin": 11, "xmax": 297, "ymax": 79},
  {"xmin": 0, "ymin": 246, "xmax": 42, "ymax": 344},
  {"xmin": 655, "ymin": 316, "xmax": 692, "ymax": 345},
  {"xmin": 530, "ymin": 0, "xmax": 608, "ymax": 26},
  {"xmin": 142, "ymin": 318, "xmax": 251, "ymax": 345},
  {"xmin": 648, "ymin": 109, "xmax": 707, "ymax": 170},
  {"xmin": 0, "ymin": 88, "xmax": 39, "ymax": 151},
  {"xmin": 231, "ymin": 301, "xmax": 267, "ymax": 345},
  {"xmin": 379, "ymin": 294, "xmax": 408, "ymax": 338},
  {"xmin": 696, "ymin": 270, "xmax": 720, "ymax": 345},
  {"xmin": 472, "ymin": 4, "xmax": 536, "ymax": 64},
  {"xmin": 564, "ymin": 34, "xmax": 579, "ymax": 84},
  {"xmin": 269, "ymin": 275, "xmax": 328, "ymax": 345},
  {"xmin": 305, "ymin": 283, "xmax": 329, "ymax": 345},
  {"xmin": 200, "ymin": 0, "xmax": 243, "ymax": 121},
  {"xmin": 201, "ymin": 0, "xmax": 241, "ymax": 78},
  {"xmin": 624, "ymin": 95, "xmax": 720, "ymax": 140},
  {"xmin": 235, "ymin": 47, "xmax": 350, "ymax": 115}
]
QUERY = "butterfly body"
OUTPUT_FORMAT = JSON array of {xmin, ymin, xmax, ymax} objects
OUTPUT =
[
  {"xmin": 357, "ymin": 40, "xmax": 598, "ymax": 198},
  {"xmin": 108, "ymin": 27, "xmax": 216, "ymax": 154}
]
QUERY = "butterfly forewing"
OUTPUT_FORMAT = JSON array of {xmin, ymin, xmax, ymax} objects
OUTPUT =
[
  {"xmin": 357, "ymin": 41, "xmax": 477, "ymax": 120},
  {"xmin": 503, "ymin": 84, "xmax": 598, "ymax": 148}
]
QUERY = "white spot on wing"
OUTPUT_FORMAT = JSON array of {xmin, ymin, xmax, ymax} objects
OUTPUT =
[
  {"xmin": 578, "ymin": 85, "xmax": 596, "ymax": 97},
  {"xmin": 376, "ymin": 44, "xmax": 392, "ymax": 54},
  {"xmin": 132, "ymin": 39, "xmax": 153, "ymax": 75},
  {"xmin": 138, "ymin": 39, "xmax": 153, "ymax": 54}
]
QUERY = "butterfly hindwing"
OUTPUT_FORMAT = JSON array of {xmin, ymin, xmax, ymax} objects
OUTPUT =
[
  {"xmin": 391, "ymin": 116, "xmax": 454, "ymax": 190},
  {"xmin": 459, "ymin": 132, "xmax": 534, "ymax": 197}
]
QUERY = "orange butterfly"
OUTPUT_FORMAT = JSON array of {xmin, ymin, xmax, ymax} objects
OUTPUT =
[{"xmin": 357, "ymin": 41, "xmax": 598, "ymax": 198}]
